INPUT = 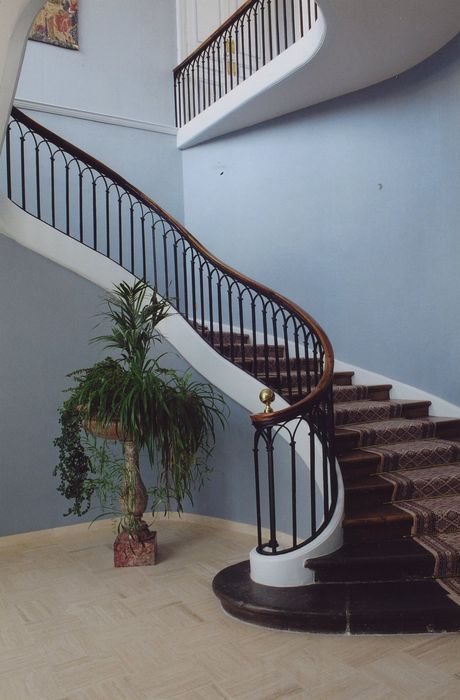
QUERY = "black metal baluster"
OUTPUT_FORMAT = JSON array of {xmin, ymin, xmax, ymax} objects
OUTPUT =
[
  {"xmin": 299, "ymin": 0, "xmax": 304, "ymax": 37},
  {"xmin": 51, "ymin": 155, "xmax": 56, "ymax": 229},
  {"xmin": 141, "ymin": 215, "xmax": 146, "ymax": 280},
  {"xmin": 190, "ymin": 254, "xmax": 197, "ymax": 329},
  {"xmin": 217, "ymin": 278, "xmax": 224, "ymax": 353},
  {"xmin": 268, "ymin": 0, "xmax": 274, "ymax": 59},
  {"xmin": 309, "ymin": 422, "xmax": 317, "ymax": 535},
  {"xmin": 294, "ymin": 326, "xmax": 303, "ymax": 399},
  {"xmin": 272, "ymin": 314, "xmax": 282, "ymax": 397},
  {"xmin": 241, "ymin": 18, "xmax": 246, "ymax": 81},
  {"xmin": 283, "ymin": 0, "xmax": 288, "ymax": 50},
  {"xmin": 283, "ymin": 321, "xmax": 293, "ymax": 402},
  {"xmin": 262, "ymin": 304, "xmax": 269, "ymax": 384},
  {"xmin": 192, "ymin": 64, "xmax": 197, "ymax": 118},
  {"xmin": 207, "ymin": 270, "xmax": 215, "ymax": 346},
  {"xmin": 308, "ymin": 0, "xmax": 312, "ymax": 30},
  {"xmin": 181, "ymin": 72, "xmax": 187, "ymax": 126},
  {"xmin": 248, "ymin": 15, "xmax": 253, "ymax": 75},
  {"xmin": 290, "ymin": 436, "xmax": 297, "ymax": 547},
  {"xmin": 163, "ymin": 231, "xmax": 169, "ymax": 298},
  {"xmin": 182, "ymin": 245, "xmax": 189, "ymax": 320},
  {"xmin": 254, "ymin": 6, "xmax": 259, "ymax": 70},
  {"xmin": 174, "ymin": 75, "xmax": 179, "ymax": 127},
  {"xmin": 129, "ymin": 204, "xmax": 134, "ymax": 272},
  {"xmin": 93, "ymin": 179, "xmax": 98, "ymax": 250},
  {"xmin": 212, "ymin": 47, "xmax": 217, "ymax": 104},
  {"xmin": 35, "ymin": 143, "xmax": 41, "ymax": 219},
  {"xmin": 261, "ymin": 2, "xmax": 266, "ymax": 65},
  {"xmin": 186, "ymin": 68, "xmax": 192, "ymax": 123},
  {"xmin": 265, "ymin": 428, "xmax": 278, "ymax": 552},
  {"xmin": 251, "ymin": 299, "xmax": 258, "ymax": 378},
  {"xmin": 275, "ymin": 0, "xmax": 281, "ymax": 55},
  {"xmin": 151, "ymin": 220, "xmax": 158, "ymax": 289},
  {"xmin": 207, "ymin": 49, "xmax": 211, "ymax": 107},
  {"xmin": 235, "ymin": 24, "xmax": 240, "ymax": 85},
  {"xmin": 314, "ymin": 1, "xmax": 318, "ymax": 22},
  {"xmin": 173, "ymin": 238, "xmax": 180, "ymax": 311},
  {"xmin": 65, "ymin": 162, "xmax": 70, "ymax": 235},
  {"xmin": 20, "ymin": 134, "xmax": 26, "ymax": 210},
  {"xmin": 229, "ymin": 29, "xmax": 234, "ymax": 90},
  {"xmin": 199, "ymin": 260, "xmax": 205, "ymax": 333},
  {"xmin": 217, "ymin": 40, "xmax": 222, "ymax": 98},
  {"xmin": 291, "ymin": 0, "xmax": 296, "ymax": 43},
  {"xmin": 253, "ymin": 434, "xmax": 263, "ymax": 549},
  {"xmin": 79, "ymin": 173, "xmax": 84, "ymax": 243},
  {"xmin": 238, "ymin": 290, "xmax": 245, "ymax": 368},
  {"xmin": 228, "ymin": 285, "xmax": 235, "ymax": 362},
  {"xmin": 6, "ymin": 124, "xmax": 12, "ymax": 200},
  {"xmin": 105, "ymin": 187, "xmax": 111, "ymax": 258},
  {"xmin": 118, "ymin": 195, "xmax": 123, "ymax": 266}
]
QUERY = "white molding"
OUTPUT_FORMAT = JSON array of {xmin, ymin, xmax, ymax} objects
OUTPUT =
[{"xmin": 13, "ymin": 98, "xmax": 178, "ymax": 137}]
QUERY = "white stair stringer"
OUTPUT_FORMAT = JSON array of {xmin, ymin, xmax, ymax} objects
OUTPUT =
[
  {"xmin": 178, "ymin": 0, "xmax": 460, "ymax": 148},
  {"xmin": 0, "ymin": 196, "xmax": 345, "ymax": 587}
]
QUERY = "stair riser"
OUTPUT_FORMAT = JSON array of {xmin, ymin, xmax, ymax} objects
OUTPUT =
[
  {"xmin": 345, "ymin": 484, "xmax": 394, "ymax": 513},
  {"xmin": 312, "ymin": 556, "xmax": 435, "ymax": 583},
  {"xmin": 343, "ymin": 519, "xmax": 412, "ymax": 544}
]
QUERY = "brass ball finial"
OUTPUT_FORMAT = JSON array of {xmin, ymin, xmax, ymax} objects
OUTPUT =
[{"xmin": 259, "ymin": 388, "xmax": 275, "ymax": 414}]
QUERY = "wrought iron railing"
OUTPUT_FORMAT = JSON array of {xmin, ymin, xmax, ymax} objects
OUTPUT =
[
  {"xmin": 3, "ymin": 107, "xmax": 336, "ymax": 555},
  {"xmin": 174, "ymin": 0, "xmax": 319, "ymax": 127}
]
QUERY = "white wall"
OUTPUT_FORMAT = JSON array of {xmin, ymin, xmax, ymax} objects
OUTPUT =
[{"xmin": 176, "ymin": 0, "xmax": 239, "ymax": 61}]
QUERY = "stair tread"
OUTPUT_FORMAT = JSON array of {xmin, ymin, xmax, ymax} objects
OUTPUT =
[{"xmin": 213, "ymin": 561, "xmax": 460, "ymax": 633}]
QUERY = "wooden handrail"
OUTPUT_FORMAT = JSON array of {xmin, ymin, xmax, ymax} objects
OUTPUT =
[{"xmin": 10, "ymin": 106, "xmax": 334, "ymax": 430}]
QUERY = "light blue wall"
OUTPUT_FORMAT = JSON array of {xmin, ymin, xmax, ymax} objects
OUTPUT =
[
  {"xmin": 17, "ymin": 0, "xmax": 176, "ymax": 126},
  {"xmin": 0, "ymin": 233, "xmax": 257, "ymax": 536},
  {"xmin": 182, "ymin": 34, "xmax": 460, "ymax": 406},
  {"xmin": 14, "ymin": 0, "xmax": 183, "ymax": 220}
]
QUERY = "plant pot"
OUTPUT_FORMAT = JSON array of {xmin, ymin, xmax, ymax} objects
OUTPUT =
[{"xmin": 85, "ymin": 420, "xmax": 157, "ymax": 567}]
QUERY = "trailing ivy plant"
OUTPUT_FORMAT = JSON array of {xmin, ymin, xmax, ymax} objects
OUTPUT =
[{"xmin": 53, "ymin": 280, "xmax": 227, "ymax": 524}]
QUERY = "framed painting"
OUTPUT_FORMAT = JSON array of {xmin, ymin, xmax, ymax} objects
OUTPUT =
[{"xmin": 29, "ymin": 0, "xmax": 79, "ymax": 51}]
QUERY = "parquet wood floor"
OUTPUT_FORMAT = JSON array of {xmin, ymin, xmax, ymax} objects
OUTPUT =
[{"xmin": 1, "ymin": 515, "xmax": 460, "ymax": 699}]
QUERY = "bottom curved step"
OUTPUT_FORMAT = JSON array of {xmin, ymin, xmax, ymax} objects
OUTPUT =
[{"xmin": 213, "ymin": 561, "xmax": 460, "ymax": 634}]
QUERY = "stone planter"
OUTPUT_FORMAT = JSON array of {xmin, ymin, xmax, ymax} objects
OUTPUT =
[{"xmin": 85, "ymin": 419, "xmax": 157, "ymax": 567}]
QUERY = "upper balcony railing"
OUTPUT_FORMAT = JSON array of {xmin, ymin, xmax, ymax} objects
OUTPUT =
[{"xmin": 173, "ymin": 0, "xmax": 318, "ymax": 127}]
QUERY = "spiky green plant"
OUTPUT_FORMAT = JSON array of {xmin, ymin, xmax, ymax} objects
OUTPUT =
[{"xmin": 54, "ymin": 280, "xmax": 227, "ymax": 525}]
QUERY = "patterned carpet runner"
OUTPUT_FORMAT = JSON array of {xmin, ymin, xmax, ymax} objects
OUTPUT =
[
  {"xmin": 362, "ymin": 439, "xmax": 460, "ymax": 472},
  {"xmin": 340, "ymin": 418, "xmax": 435, "ymax": 447},
  {"xmin": 336, "ymin": 390, "xmax": 460, "ymax": 597},
  {"xmin": 335, "ymin": 400, "xmax": 403, "ymax": 426}
]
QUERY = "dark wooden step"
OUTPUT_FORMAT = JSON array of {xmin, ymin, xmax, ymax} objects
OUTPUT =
[
  {"xmin": 213, "ymin": 561, "xmax": 460, "ymax": 634},
  {"xmin": 343, "ymin": 503, "xmax": 413, "ymax": 543},
  {"xmin": 344, "ymin": 474, "xmax": 394, "ymax": 513},
  {"xmin": 306, "ymin": 539, "xmax": 436, "ymax": 583}
]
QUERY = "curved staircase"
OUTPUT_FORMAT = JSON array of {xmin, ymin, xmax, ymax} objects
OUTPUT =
[
  {"xmin": 214, "ymin": 370, "xmax": 460, "ymax": 633},
  {"xmin": 3, "ymin": 107, "xmax": 460, "ymax": 633}
]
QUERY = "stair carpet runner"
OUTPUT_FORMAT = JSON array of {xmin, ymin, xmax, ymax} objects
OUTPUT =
[
  {"xmin": 334, "ymin": 383, "xmax": 460, "ymax": 601},
  {"xmin": 203, "ymin": 328, "xmax": 460, "ymax": 624}
]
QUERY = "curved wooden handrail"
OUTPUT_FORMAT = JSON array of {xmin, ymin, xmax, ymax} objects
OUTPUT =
[{"xmin": 11, "ymin": 106, "xmax": 334, "ymax": 429}]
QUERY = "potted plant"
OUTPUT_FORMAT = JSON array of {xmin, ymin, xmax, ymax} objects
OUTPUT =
[{"xmin": 53, "ymin": 280, "xmax": 226, "ymax": 566}]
